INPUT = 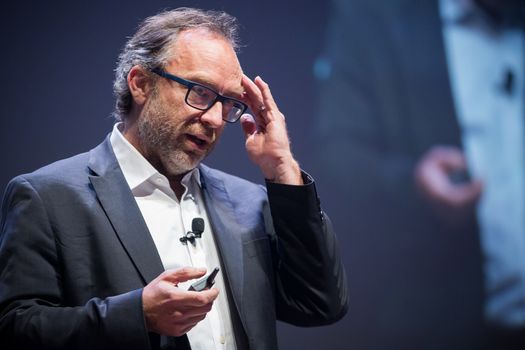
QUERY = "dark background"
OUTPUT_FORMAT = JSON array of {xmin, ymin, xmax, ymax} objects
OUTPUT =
[{"xmin": 0, "ymin": 0, "xmax": 345, "ymax": 348}]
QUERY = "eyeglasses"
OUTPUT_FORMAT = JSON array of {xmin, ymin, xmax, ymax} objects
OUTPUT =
[{"xmin": 151, "ymin": 68, "xmax": 248, "ymax": 123}]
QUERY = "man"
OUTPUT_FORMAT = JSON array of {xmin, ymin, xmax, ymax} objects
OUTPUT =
[
  {"xmin": 0, "ymin": 8, "xmax": 348, "ymax": 350},
  {"xmin": 313, "ymin": 0, "xmax": 524, "ymax": 349}
]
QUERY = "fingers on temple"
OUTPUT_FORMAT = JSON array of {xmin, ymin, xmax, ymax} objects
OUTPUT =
[
  {"xmin": 254, "ymin": 76, "xmax": 278, "ymax": 112},
  {"xmin": 242, "ymin": 75, "xmax": 269, "ymax": 125}
]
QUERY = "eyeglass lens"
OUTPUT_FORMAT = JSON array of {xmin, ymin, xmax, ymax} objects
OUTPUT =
[{"xmin": 187, "ymin": 85, "xmax": 244, "ymax": 122}]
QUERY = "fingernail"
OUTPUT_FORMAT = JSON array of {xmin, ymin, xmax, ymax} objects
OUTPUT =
[{"xmin": 256, "ymin": 76, "xmax": 267, "ymax": 85}]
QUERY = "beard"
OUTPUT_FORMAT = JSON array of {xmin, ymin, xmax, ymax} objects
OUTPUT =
[{"xmin": 137, "ymin": 89, "xmax": 218, "ymax": 177}]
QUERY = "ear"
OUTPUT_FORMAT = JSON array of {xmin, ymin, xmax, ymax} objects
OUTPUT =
[{"xmin": 127, "ymin": 65, "xmax": 153, "ymax": 106}]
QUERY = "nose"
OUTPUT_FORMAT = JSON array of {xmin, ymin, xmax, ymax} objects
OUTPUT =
[{"xmin": 200, "ymin": 101, "xmax": 224, "ymax": 129}]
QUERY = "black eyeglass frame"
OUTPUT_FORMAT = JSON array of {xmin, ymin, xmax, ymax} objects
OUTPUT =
[{"xmin": 151, "ymin": 68, "xmax": 248, "ymax": 123}]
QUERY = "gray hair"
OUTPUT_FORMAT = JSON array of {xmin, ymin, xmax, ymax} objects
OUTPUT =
[{"xmin": 113, "ymin": 7, "xmax": 240, "ymax": 120}]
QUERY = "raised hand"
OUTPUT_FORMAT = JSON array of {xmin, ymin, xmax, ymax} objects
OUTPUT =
[{"xmin": 240, "ymin": 75, "xmax": 302, "ymax": 185}]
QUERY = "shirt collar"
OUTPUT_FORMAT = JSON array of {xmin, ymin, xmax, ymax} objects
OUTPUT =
[{"xmin": 109, "ymin": 122, "xmax": 202, "ymax": 191}]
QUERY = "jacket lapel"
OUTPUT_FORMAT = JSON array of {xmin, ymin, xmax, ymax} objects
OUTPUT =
[
  {"xmin": 198, "ymin": 165, "xmax": 247, "ymax": 326},
  {"xmin": 87, "ymin": 137, "xmax": 164, "ymax": 285}
]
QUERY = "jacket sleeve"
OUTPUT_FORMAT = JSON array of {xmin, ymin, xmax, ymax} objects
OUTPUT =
[
  {"xmin": 0, "ymin": 176, "xmax": 151, "ymax": 350},
  {"xmin": 265, "ymin": 172, "xmax": 348, "ymax": 326}
]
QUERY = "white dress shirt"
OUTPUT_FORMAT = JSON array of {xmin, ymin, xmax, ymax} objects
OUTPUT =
[{"xmin": 110, "ymin": 123, "xmax": 237, "ymax": 349}]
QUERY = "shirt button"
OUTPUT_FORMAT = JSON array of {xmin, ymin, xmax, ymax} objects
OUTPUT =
[{"xmin": 219, "ymin": 335, "xmax": 226, "ymax": 344}]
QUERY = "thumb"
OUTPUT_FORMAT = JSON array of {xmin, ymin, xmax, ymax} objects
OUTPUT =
[{"xmin": 240, "ymin": 113, "xmax": 257, "ymax": 138}]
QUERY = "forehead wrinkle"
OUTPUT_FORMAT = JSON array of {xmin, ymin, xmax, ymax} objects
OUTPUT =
[{"xmin": 166, "ymin": 31, "xmax": 243, "ymax": 98}]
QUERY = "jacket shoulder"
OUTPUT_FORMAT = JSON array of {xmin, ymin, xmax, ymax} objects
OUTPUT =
[{"xmin": 11, "ymin": 152, "xmax": 91, "ymax": 190}]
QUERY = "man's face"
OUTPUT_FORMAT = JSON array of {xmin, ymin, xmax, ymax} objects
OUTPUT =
[{"xmin": 137, "ymin": 29, "xmax": 244, "ymax": 177}]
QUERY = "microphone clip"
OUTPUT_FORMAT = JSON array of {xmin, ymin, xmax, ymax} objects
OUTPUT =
[
  {"xmin": 179, "ymin": 230, "xmax": 203, "ymax": 245},
  {"xmin": 180, "ymin": 218, "xmax": 205, "ymax": 245}
]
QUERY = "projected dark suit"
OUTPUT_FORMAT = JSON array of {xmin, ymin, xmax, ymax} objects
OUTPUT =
[{"xmin": 313, "ymin": 0, "xmax": 485, "ymax": 349}]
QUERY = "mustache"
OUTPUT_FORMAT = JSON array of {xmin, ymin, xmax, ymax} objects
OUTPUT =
[{"xmin": 184, "ymin": 122, "xmax": 217, "ymax": 143}]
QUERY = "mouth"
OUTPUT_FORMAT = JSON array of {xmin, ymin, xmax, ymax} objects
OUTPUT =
[{"xmin": 186, "ymin": 133, "xmax": 211, "ymax": 151}]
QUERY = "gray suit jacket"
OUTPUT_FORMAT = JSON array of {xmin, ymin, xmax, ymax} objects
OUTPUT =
[{"xmin": 0, "ymin": 137, "xmax": 348, "ymax": 349}]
